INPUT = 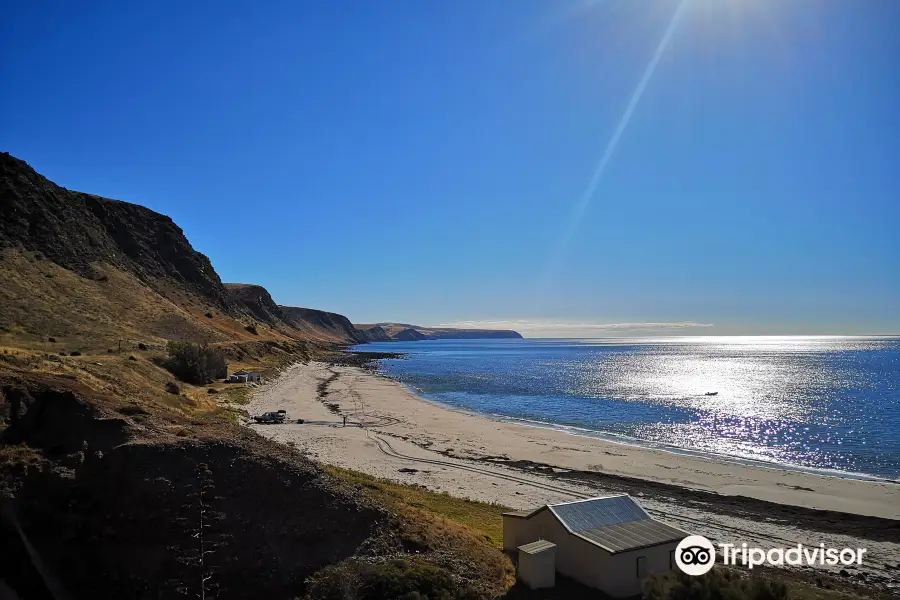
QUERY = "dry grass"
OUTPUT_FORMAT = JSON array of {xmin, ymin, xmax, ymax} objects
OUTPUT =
[
  {"xmin": 0, "ymin": 443, "xmax": 44, "ymax": 465},
  {"xmin": 0, "ymin": 250, "xmax": 335, "ymax": 354},
  {"xmin": 324, "ymin": 465, "xmax": 510, "ymax": 548},
  {"xmin": 0, "ymin": 250, "xmax": 226, "ymax": 351},
  {"xmin": 218, "ymin": 386, "xmax": 252, "ymax": 405},
  {"xmin": 324, "ymin": 465, "xmax": 515, "ymax": 594}
]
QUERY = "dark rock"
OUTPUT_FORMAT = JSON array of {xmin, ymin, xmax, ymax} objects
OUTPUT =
[
  {"xmin": 353, "ymin": 325, "xmax": 392, "ymax": 342},
  {"xmin": 0, "ymin": 152, "xmax": 237, "ymax": 310},
  {"xmin": 280, "ymin": 305, "xmax": 367, "ymax": 343},
  {"xmin": 392, "ymin": 328, "xmax": 427, "ymax": 342}
]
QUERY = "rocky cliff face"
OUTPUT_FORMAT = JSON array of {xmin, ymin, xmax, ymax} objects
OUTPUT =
[
  {"xmin": 226, "ymin": 283, "xmax": 286, "ymax": 325},
  {"xmin": 353, "ymin": 325, "xmax": 392, "ymax": 342},
  {"xmin": 374, "ymin": 323, "xmax": 523, "ymax": 341},
  {"xmin": 280, "ymin": 306, "xmax": 365, "ymax": 344},
  {"xmin": 0, "ymin": 153, "xmax": 367, "ymax": 346},
  {"xmin": 391, "ymin": 328, "xmax": 428, "ymax": 341},
  {"xmin": 0, "ymin": 153, "xmax": 234, "ymax": 310},
  {"xmin": 223, "ymin": 283, "xmax": 364, "ymax": 344},
  {"xmin": 420, "ymin": 328, "xmax": 523, "ymax": 340}
]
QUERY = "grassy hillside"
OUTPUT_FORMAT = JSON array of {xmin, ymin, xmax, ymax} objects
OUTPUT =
[
  {"xmin": 281, "ymin": 306, "xmax": 366, "ymax": 344},
  {"xmin": 0, "ymin": 152, "xmax": 513, "ymax": 598},
  {"xmin": 0, "ymin": 153, "xmax": 364, "ymax": 348}
]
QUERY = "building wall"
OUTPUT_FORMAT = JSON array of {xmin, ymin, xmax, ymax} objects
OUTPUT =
[
  {"xmin": 503, "ymin": 509, "xmax": 559, "ymax": 552},
  {"xmin": 518, "ymin": 548, "xmax": 555, "ymax": 589},
  {"xmin": 604, "ymin": 540, "xmax": 679, "ymax": 597},
  {"xmin": 505, "ymin": 511, "xmax": 613, "ymax": 592},
  {"xmin": 504, "ymin": 512, "xmax": 679, "ymax": 598}
]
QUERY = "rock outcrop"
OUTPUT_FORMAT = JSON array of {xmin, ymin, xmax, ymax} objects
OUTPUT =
[
  {"xmin": 354, "ymin": 325, "xmax": 393, "ymax": 342},
  {"xmin": 226, "ymin": 283, "xmax": 285, "ymax": 325},
  {"xmin": 391, "ymin": 328, "xmax": 428, "ymax": 341},
  {"xmin": 0, "ymin": 152, "xmax": 235, "ymax": 310},
  {"xmin": 280, "ymin": 306, "xmax": 365, "ymax": 344},
  {"xmin": 372, "ymin": 323, "xmax": 523, "ymax": 341}
]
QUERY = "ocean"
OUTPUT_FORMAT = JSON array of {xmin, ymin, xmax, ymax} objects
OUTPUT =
[{"xmin": 353, "ymin": 336, "xmax": 900, "ymax": 480}]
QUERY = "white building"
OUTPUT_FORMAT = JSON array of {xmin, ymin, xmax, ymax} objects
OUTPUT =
[
  {"xmin": 229, "ymin": 370, "xmax": 261, "ymax": 383},
  {"xmin": 503, "ymin": 495, "xmax": 686, "ymax": 597}
]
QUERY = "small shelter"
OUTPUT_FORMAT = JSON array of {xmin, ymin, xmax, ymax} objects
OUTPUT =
[
  {"xmin": 517, "ymin": 540, "xmax": 556, "ymax": 589},
  {"xmin": 503, "ymin": 495, "xmax": 686, "ymax": 597},
  {"xmin": 229, "ymin": 370, "xmax": 261, "ymax": 383}
]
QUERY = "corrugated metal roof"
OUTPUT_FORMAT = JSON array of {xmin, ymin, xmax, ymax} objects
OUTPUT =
[
  {"xmin": 576, "ymin": 519, "xmax": 685, "ymax": 553},
  {"xmin": 543, "ymin": 495, "xmax": 685, "ymax": 553},
  {"xmin": 518, "ymin": 540, "xmax": 556, "ymax": 554},
  {"xmin": 549, "ymin": 495, "xmax": 649, "ymax": 532}
]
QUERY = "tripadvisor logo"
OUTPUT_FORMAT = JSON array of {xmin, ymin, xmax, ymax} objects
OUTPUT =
[
  {"xmin": 675, "ymin": 535, "xmax": 868, "ymax": 576},
  {"xmin": 675, "ymin": 536, "xmax": 716, "ymax": 576}
]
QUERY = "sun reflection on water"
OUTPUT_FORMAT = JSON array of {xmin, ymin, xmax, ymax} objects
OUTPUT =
[{"xmin": 371, "ymin": 336, "xmax": 900, "ymax": 478}]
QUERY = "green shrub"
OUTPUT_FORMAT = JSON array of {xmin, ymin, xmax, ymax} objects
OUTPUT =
[
  {"xmin": 164, "ymin": 341, "xmax": 227, "ymax": 385},
  {"xmin": 165, "ymin": 381, "xmax": 181, "ymax": 395},
  {"xmin": 644, "ymin": 569, "xmax": 789, "ymax": 600},
  {"xmin": 305, "ymin": 558, "xmax": 479, "ymax": 600}
]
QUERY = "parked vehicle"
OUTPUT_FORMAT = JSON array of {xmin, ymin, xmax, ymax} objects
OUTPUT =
[{"xmin": 253, "ymin": 410, "xmax": 286, "ymax": 424}]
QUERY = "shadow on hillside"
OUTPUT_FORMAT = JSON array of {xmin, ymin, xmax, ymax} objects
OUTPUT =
[{"xmin": 501, "ymin": 574, "xmax": 615, "ymax": 600}]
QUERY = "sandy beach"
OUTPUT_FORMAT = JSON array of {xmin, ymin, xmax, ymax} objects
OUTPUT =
[{"xmin": 247, "ymin": 361, "xmax": 900, "ymax": 584}]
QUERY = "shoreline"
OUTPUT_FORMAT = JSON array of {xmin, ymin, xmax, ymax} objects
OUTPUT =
[
  {"xmin": 246, "ymin": 360, "xmax": 900, "ymax": 584},
  {"xmin": 250, "ymin": 359, "xmax": 900, "ymax": 519},
  {"xmin": 391, "ymin": 377, "xmax": 898, "ymax": 485}
]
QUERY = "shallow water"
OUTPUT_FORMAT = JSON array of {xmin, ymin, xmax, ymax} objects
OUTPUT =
[{"xmin": 354, "ymin": 336, "xmax": 900, "ymax": 479}]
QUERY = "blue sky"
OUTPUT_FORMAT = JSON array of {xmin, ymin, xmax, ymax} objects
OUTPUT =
[{"xmin": 2, "ymin": 0, "xmax": 898, "ymax": 336}]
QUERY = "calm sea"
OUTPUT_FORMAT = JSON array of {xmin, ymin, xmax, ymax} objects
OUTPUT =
[{"xmin": 353, "ymin": 337, "xmax": 900, "ymax": 480}]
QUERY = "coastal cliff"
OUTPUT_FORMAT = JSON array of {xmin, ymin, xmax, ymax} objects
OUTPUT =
[
  {"xmin": 0, "ymin": 152, "xmax": 511, "ymax": 599},
  {"xmin": 0, "ymin": 152, "xmax": 364, "ymax": 346},
  {"xmin": 361, "ymin": 322, "xmax": 523, "ymax": 341},
  {"xmin": 353, "ymin": 324, "xmax": 393, "ymax": 342}
]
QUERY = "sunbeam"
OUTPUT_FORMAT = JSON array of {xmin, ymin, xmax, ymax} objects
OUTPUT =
[{"xmin": 538, "ymin": 0, "xmax": 689, "ymax": 298}]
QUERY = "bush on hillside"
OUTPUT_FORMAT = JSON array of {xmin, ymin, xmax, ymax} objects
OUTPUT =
[
  {"xmin": 304, "ymin": 558, "xmax": 480, "ymax": 600},
  {"xmin": 165, "ymin": 381, "xmax": 181, "ymax": 395},
  {"xmin": 245, "ymin": 324, "xmax": 258, "ymax": 335},
  {"xmin": 164, "ymin": 341, "xmax": 227, "ymax": 385},
  {"xmin": 643, "ymin": 568, "xmax": 789, "ymax": 600}
]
